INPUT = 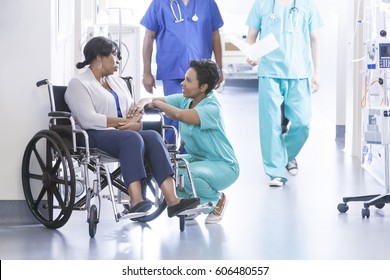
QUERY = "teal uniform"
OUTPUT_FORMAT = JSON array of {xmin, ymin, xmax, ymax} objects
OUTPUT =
[
  {"xmin": 165, "ymin": 92, "xmax": 239, "ymax": 212},
  {"xmin": 246, "ymin": 0, "xmax": 323, "ymax": 181}
]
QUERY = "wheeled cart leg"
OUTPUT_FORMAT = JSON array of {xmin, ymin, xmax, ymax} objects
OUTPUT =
[{"xmin": 337, "ymin": 194, "xmax": 390, "ymax": 218}]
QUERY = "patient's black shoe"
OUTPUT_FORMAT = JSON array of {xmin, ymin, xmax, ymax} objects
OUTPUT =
[
  {"xmin": 167, "ymin": 198, "xmax": 200, "ymax": 218},
  {"xmin": 128, "ymin": 199, "xmax": 153, "ymax": 213}
]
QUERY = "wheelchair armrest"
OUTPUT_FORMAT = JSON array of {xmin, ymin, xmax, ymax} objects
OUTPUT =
[
  {"xmin": 48, "ymin": 111, "xmax": 71, "ymax": 118},
  {"xmin": 144, "ymin": 107, "xmax": 162, "ymax": 114}
]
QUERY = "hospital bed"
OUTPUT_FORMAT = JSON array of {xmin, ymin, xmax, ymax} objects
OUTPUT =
[{"xmin": 221, "ymin": 32, "xmax": 257, "ymax": 80}]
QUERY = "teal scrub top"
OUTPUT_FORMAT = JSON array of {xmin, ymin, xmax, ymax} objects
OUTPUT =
[
  {"xmin": 246, "ymin": 0, "xmax": 323, "ymax": 79},
  {"xmin": 165, "ymin": 92, "xmax": 239, "ymax": 174}
]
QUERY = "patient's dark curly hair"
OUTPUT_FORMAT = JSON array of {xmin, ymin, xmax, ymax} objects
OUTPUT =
[
  {"xmin": 189, "ymin": 59, "xmax": 220, "ymax": 94},
  {"xmin": 76, "ymin": 36, "xmax": 121, "ymax": 69}
]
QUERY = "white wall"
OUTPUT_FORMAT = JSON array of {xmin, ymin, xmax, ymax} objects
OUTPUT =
[
  {"xmin": 216, "ymin": 0, "xmax": 253, "ymax": 35},
  {"xmin": 51, "ymin": 0, "xmax": 75, "ymax": 84},
  {"xmin": 313, "ymin": 0, "xmax": 339, "ymax": 124},
  {"xmin": 0, "ymin": 0, "xmax": 53, "ymax": 200}
]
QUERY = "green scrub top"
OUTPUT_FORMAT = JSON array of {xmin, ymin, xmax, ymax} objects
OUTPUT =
[
  {"xmin": 165, "ymin": 92, "xmax": 239, "ymax": 175},
  {"xmin": 246, "ymin": 0, "xmax": 323, "ymax": 79}
]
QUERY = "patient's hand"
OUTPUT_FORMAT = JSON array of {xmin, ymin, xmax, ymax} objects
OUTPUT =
[
  {"xmin": 118, "ymin": 113, "xmax": 143, "ymax": 130},
  {"xmin": 130, "ymin": 113, "xmax": 143, "ymax": 122},
  {"xmin": 128, "ymin": 105, "xmax": 144, "ymax": 118}
]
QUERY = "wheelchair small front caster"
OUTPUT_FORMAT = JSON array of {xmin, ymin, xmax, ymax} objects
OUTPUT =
[
  {"xmin": 361, "ymin": 207, "xmax": 370, "ymax": 219},
  {"xmin": 337, "ymin": 203, "xmax": 349, "ymax": 213},
  {"xmin": 88, "ymin": 204, "xmax": 98, "ymax": 238},
  {"xmin": 179, "ymin": 216, "xmax": 185, "ymax": 232},
  {"xmin": 375, "ymin": 203, "xmax": 385, "ymax": 209}
]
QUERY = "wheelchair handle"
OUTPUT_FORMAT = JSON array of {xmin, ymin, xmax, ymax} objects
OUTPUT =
[{"xmin": 36, "ymin": 79, "xmax": 49, "ymax": 87}]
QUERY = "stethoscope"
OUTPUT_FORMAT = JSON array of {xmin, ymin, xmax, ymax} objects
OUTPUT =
[
  {"xmin": 270, "ymin": 0, "xmax": 299, "ymax": 32},
  {"xmin": 170, "ymin": 0, "xmax": 198, "ymax": 23},
  {"xmin": 270, "ymin": 0, "xmax": 298, "ymax": 21}
]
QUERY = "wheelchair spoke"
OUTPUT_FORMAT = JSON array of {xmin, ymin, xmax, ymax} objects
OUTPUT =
[
  {"xmin": 31, "ymin": 185, "xmax": 48, "ymax": 210},
  {"xmin": 27, "ymin": 173, "xmax": 43, "ymax": 181},
  {"xmin": 46, "ymin": 144, "xmax": 53, "ymax": 170},
  {"xmin": 45, "ymin": 193, "xmax": 54, "ymax": 222},
  {"xmin": 51, "ymin": 170, "xmax": 71, "ymax": 209},
  {"xmin": 32, "ymin": 146, "xmax": 46, "ymax": 172},
  {"xmin": 50, "ymin": 184, "xmax": 67, "ymax": 209},
  {"xmin": 52, "ymin": 177, "xmax": 68, "ymax": 185},
  {"xmin": 50, "ymin": 157, "xmax": 62, "ymax": 176}
]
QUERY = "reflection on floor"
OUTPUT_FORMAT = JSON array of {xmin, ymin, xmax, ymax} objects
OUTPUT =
[{"xmin": 1, "ymin": 80, "xmax": 390, "ymax": 260}]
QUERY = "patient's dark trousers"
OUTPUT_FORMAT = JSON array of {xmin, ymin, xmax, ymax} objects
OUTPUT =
[{"xmin": 87, "ymin": 129, "xmax": 174, "ymax": 187}]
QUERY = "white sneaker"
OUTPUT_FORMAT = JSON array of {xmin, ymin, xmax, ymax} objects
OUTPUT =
[
  {"xmin": 286, "ymin": 159, "xmax": 298, "ymax": 176},
  {"xmin": 205, "ymin": 193, "xmax": 227, "ymax": 224},
  {"xmin": 269, "ymin": 177, "xmax": 284, "ymax": 187}
]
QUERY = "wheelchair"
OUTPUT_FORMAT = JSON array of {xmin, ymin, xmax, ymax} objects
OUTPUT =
[{"xmin": 21, "ymin": 77, "xmax": 211, "ymax": 238}]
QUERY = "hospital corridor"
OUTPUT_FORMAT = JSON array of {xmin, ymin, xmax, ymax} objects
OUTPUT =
[
  {"xmin": 1, "ymin": 79, "xmax": 390, "ymax": 260},
  {"xmin": 2, "ymin": 0, "xmax": 390, "ymax": 268}
]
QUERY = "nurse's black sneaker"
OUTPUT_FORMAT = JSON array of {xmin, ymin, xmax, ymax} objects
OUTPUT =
[
  {"xmin": 167, "ymin": 198, "xmax": 200, "ymax": 218},
  {"xmin": 205, "ymin": 192, "xmax": 227, "ymax": 224},
  {"xmin": 286, "ymin": 158, "xmax": 298, "ymax": 176},
  {"xmin": 269, "ymin": 178, "xmax": 284, "ymax": 187}
]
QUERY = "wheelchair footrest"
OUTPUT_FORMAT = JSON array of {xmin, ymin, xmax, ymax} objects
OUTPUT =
[
  {"xmin": 178, "ymin": 202, "xmax": 213, "ymax": 216},
  {"xmin": 117, "ymin": 211, "xmax": 148, "ymax": 220}
]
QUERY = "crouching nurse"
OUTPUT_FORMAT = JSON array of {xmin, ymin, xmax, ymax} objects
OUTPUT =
[{"xmin": 134, "ymin": 59, "xmax": 240, "ymax": 224}]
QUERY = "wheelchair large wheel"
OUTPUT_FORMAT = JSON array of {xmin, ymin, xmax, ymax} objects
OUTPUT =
[
  {"xmin": 131, "ymin": 176, "xmax": 167, "ymax": 222},
  {"xmin": 22, "ymin": 130, "xmax": 76, "ymax": 229}
]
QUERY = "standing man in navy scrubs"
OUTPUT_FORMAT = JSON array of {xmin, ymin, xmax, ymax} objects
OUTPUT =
[{"xmin": 140, "ymin": 0, "xmax": 224, "ymax": 147}]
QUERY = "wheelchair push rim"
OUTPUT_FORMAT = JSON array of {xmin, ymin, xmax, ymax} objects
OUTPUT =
[
  {"xmin": 126, "ymin": 176, "xmax": 167, "ymax": 222},
  {"xmin": 21, "ymin": 129, "xmax": 76, "ymax": 229}
]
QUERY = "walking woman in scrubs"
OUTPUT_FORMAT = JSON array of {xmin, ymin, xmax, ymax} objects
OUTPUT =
[
  {"xmin": 246, "ymin": 0, "xmax": 323, "ymax": 187},
  {"xmin": 133, "ymin": 60, "xmax": 239, "ymax": 224},
  {"xmin": 140, "ymin": 0, "xmax": 224, "ymax": 146}
]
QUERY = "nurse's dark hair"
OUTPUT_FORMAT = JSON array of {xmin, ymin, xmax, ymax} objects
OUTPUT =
[
  {"xmin": 76, "ymin": 36, "xmax": 121, "ymax": 69},
  {"xmin": 190, "ymin": 59, "xmax": 220, "ymax": 94}
]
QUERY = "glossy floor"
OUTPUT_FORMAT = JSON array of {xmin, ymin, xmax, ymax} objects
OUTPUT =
[{"xmin": 1, "ymin": 80, "xmax": 390, "ymax": 260}]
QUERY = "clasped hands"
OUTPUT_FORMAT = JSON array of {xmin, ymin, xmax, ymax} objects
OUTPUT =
[
  {"xmin": 128, "ymin": 105, "xmax": 145, "ymax": 118},
  {"xmin": 116, "ymin": 106, "xmax": 144, "ymax": 130}
]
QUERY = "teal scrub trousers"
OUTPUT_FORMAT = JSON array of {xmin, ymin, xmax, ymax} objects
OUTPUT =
[
  {"xmin": 177, "ymin": 156, "xmax": 239, "ymax": 214},
  {"xmin": 258, "ymin": 77, "xmax": 311, "ymax": 182}
]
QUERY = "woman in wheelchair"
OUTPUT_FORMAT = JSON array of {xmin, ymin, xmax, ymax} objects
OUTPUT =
[
  {"xmin": 133, "ymin": 59, "xmax": 240, "ymax": 224},
  {"xmin": 64, "ymin": 36, "xmax": 200, "ymax": 218}
]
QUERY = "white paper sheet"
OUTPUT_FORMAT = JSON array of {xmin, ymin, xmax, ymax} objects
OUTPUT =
[{"xmin": 227, "ymin": 33, "xmax": 279, "ymax": 60}]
